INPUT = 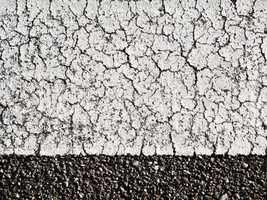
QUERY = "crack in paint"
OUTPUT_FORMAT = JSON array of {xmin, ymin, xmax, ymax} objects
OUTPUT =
[{"xmin": 0, "ymin": 0, "xmax": 266, "ymax": 155}]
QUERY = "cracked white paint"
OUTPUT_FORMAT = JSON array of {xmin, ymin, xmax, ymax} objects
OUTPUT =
[{"xmin": 0, "ymin": 0, "xmax": 267, "ymax": 156}]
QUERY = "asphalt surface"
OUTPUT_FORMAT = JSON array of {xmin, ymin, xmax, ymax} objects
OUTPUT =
[
  {"xmin": 0, "ymin": 155, "xmax": 266, "ymax": 199},
  {"xmin": 0, "ymin": 0, "xmax": 266, "ymax": 199}
]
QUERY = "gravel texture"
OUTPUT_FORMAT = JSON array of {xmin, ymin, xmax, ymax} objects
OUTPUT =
[{"xmin": 0, "ymin": 155, "xmax": 266, "ymax": 199}]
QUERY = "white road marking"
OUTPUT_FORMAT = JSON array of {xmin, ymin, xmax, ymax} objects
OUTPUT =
[{"xmin": 0, "ymin": 0, "xmax": 266, "ymax": 155}]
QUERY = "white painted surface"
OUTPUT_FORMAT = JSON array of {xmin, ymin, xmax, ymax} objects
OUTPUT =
[{"xmin": 0, "ymin": 0, "xmax": 266, "ymax": 155}]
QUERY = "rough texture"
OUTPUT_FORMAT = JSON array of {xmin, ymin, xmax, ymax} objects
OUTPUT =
[
  {"xmin": 0, "ymin": 0, "xmax": 267, "ymax": 155},
  {"xmin": 0, "ymin": 155, "xmax": 266, "ymax": 199}
]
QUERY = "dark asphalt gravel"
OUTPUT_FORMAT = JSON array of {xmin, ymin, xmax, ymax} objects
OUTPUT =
[{"xmin": 0, "ymin": 155, "xmax": 266, "ymax": 200}]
